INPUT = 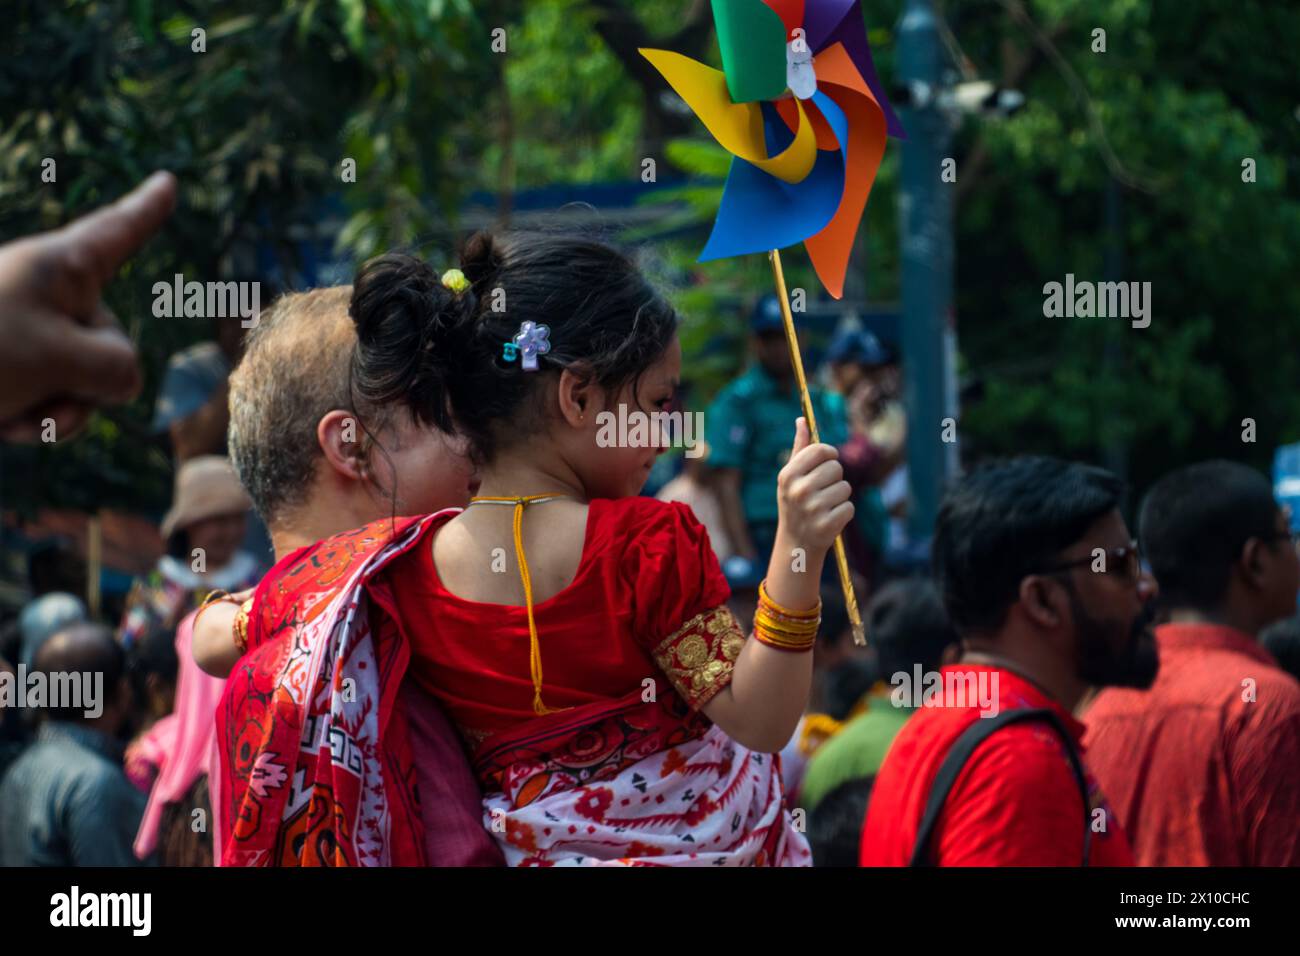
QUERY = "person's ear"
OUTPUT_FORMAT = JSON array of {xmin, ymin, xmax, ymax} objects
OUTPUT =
[
  {"xmin": 1239, "ymin": 537, "xmax": 1270, "ymax": 590},
  {"xmin": 1019, "ymin": 575, "xmax": 1066, "ymax": 630},
  {"xmin": 556, "ymin": 367, "xmax": 599, "ymax": 427},
  {"xmin": 317, "ymin": 409, "xmax": 367, "ymax": 482}
]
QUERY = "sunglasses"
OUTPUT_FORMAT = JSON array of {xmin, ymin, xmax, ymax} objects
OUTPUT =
[{"xmin": 1037, "ymin": 542, "xmax": 1142, "ymax": 581}]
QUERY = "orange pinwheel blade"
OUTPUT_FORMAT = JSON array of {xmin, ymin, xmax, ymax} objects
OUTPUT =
[{"xmin": 804, "ymin": 42, "xmax": 887, "ymax": 298}]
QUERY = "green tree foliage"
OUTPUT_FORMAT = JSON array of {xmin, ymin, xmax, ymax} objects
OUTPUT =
[
  {"xmin": 942, "ymin": 0, "xmax": 1300, "ymax": 489},
  {"xmin": 0, "ymin": 0, "xmax": 499, "ymax": 513}
]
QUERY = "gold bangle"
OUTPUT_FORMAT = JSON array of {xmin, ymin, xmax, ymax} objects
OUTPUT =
[
  {"xmin": 233, "ymin": 598, "xmax": 254, "ymax": 653},
  {"xmin": 753, "ymin": 611, "xmax": 819, "ymax": 637},
  {"xmin": 753, "ymin": 623, "xmax": 816, "ymax": 652},
  {"xmin": 199, "ymin": 589, "xmax": 232, "ymax": 611},
  {"xmin": 758, "ymin": 580, "xmax": 820, "ymax": 619},
  {"xmin": 194, "ymin": 590, "xmax": 236, "ymax": 631},
  {"xmin": 754, "ymin": 610, "xmax": 819, "ymax": 633},
  {"xmin": 754, "ymin": 618, "xmax": 819, "ymax": 641},
  {"xmin": 754, "ymin": 607, "xmax": 821, "ymax": 629}
]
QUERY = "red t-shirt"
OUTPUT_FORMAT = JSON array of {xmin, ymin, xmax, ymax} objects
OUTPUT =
[
  {"xmin": 859, "ymin": 664, "xmax": 1134, "ymax": 866},
  {"xmin": 382, "ymin": 497, "xmax": 731, "ymax": 743},
  {"xmin": 1084, "ymin": 623, "xmax": 1300, "ymax": 866}
]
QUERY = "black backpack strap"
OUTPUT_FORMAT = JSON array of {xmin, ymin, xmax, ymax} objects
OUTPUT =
[{"xmin": 908, "ymin": 707, "xmax": 1092, "ymax": 867}]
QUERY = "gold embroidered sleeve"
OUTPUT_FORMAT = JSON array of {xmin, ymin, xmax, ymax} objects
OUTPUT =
[{"xmin": 651, "ymin": 605, "xmax": 747, "ymax": 710}]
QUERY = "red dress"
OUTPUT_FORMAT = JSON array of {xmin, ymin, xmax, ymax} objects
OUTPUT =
[
  {"xmin": 383, "ymin": 497, "xmax": 733, "ymax": 745},
  {"xmin": 381, "ymin": 497, "xmax": 810, "ymax": 865}
]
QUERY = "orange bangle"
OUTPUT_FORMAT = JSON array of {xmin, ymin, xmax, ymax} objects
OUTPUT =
[{"xmin": 758, "ymin": 579, "xmax": 820, "ymax": 619}]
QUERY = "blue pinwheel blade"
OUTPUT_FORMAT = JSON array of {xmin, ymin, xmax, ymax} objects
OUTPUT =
[{"xmin": 699, "ymin": 92, "xmax": 850, "ymax": 261}]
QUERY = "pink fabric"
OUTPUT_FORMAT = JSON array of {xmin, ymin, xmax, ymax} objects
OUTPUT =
[
  {"xmin": 125, "ymin": 714, "xmax": 178, "ymax": 793},
  {"xmin": 402, "ymin": 680, "xmax": 504, "ymax": 866},
  {"xmin": 133, "ymin": 611, "xmax": 227, "ymax": 860}
]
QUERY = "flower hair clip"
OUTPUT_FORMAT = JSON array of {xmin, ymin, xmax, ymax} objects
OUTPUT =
[
  {"xmin": 441, "ymin": 268, "xmax": 470, "ymax": 294},
  {"xmin": 502, "ymin": 320, "xmax": 551, "ymax": 371}
]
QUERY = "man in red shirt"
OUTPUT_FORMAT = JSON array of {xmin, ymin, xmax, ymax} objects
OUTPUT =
[
  {"xmin": 860, "ymin": 457, "xmax": 1159, "ymax": 866},
  {"xmin": 1085, "ymin": 460, "xmax": 1300, "ymax": 866}
]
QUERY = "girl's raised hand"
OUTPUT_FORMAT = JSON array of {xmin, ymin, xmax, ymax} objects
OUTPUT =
[{"xmin": 776, "ymin": 417, "xmax": 854, "ymax": 556}]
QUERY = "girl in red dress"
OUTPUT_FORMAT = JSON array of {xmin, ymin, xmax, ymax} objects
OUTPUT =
[{"xmin": 345, "ymin": 233, "xmax": 855, "ymax": 865}]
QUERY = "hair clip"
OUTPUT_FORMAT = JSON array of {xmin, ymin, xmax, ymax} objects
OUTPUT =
[
  {"xmin": 441, "ymin": 268, "xmax": 470, "ymax": 294},
  {"xmin": 505, "ymin": 321, "xmax": 551, "ymax": 371}
]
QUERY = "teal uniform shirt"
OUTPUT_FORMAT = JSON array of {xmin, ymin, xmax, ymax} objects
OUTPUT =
[{"xmin": 706, "ymin": 364, "xmax": 849, "ymax": 528}]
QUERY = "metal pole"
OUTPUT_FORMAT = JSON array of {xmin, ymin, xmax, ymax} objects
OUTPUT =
[{"xmin": 897, "ymin": 0, "xmax": 958, "ymax": 541}]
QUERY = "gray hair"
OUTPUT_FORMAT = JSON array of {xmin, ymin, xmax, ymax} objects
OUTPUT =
[{"xmin": 227, "ymin": 286, "xmax": 384, "ymax": 524}]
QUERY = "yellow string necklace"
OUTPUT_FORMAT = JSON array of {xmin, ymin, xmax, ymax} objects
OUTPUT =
[{"xmin": 466, "ymin": 493, "xmax": 574, "ymax": 716}]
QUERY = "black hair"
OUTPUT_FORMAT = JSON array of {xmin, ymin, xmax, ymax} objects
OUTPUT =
[
  {"xmin": 808, "ymin": 775, "xmax": 874, "ymax": 867},
  {"xmin": 1138, "ymin": 460, "xmax": 1281, "ymax": 612},
  {"xmin": 1260, "ymin": 616, "xmax": 1300, "ymax": 683},
  {"xmin": 349, "ymin": 231, "xmax": 680, "ymax": 465},
  {"xmin": 933, "ymin": 456, "xmax": 1124, "ymax": 634},
  {"xmin": 820, "ymin": 579, "xmax": 956, "ymax": 719},
  {"xmin": 127, "ymin": 620, "xmax": 179, "ymax": 704},
  {"xmin": 31, "ymin": 623, "xmax": 126, "ymax": 721},
  {"xmin": 865, "ymin": 578, "xmax": 957, "ymax": 679}
]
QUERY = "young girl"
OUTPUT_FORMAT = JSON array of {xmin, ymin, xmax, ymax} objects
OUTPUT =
[{"xmin": 348, "ymin": 233, "xmax": 854, "ymax": 865}]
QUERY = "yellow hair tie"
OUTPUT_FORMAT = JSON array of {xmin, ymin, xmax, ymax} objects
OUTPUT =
[{"xmin": 441, "ymin": 268, "xmax": 469, "ymax": 294}]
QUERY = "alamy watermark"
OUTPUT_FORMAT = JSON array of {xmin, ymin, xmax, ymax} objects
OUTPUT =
[
  {"xmin": 50, "ymin": 886, "xmax": 150, "ymax": 936},
  {"xmin": 1042, "ymin": 274, "xmax": 1151, "ymax": 329},
  {"xmin": 0, "ymin": 665, "xmax": 103, "ymax": 718},
  {"xmin": 595, "ymin": 403, "xmax": 705, "ymax": 458},
  {"xmin": 890, "ymin": 665, "xmax": 1000, "ymax": 718},
  {"xmin": 152, "ymin": 274, "xmax": 260, "ymax": 327}
]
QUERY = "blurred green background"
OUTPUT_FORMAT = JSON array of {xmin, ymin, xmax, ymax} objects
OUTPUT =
[{"xmin": 1, "ymin": 0, "xmax": 1298, "ymax": 520}]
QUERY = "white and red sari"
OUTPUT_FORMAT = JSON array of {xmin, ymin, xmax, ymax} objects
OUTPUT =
[{"xmin": 217, "ymin": 498, "xmax": 810, "ymax": 866}]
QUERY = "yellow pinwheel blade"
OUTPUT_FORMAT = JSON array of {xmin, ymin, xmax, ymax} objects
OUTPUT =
[{"xmin": 640, "ymin": 48, "xmax": 817, "ymax": 185}]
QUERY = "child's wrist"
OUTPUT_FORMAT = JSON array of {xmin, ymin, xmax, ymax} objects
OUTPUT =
[{"xmin": 769, "ymin": 530, "xmax": 826, "ymax": 575}]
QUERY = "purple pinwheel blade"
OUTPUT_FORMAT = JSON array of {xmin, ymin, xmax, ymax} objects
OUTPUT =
[
  {"xmin": 803, "ymin": 0, "xmax": 856, "ymax": 49},
  {"xmin": 806, "ymin": 0, "xmax": 905, "ymax": 139}
]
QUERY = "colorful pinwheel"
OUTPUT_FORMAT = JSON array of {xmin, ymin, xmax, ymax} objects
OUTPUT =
[{"xmin": 641, "ymin": 0, "xmax": 903, "ymax": 299}]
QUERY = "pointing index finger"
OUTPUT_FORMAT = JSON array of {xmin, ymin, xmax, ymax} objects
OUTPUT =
[{"xmin": 57, "ymin": 171, "xmax": 177, "ymax": 284}]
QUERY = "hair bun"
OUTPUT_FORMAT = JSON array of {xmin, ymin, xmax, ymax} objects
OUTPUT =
[
  {"xmin": 349, "ymin": 252, "xmax": 442, "ymax": 347},
  {"xmin": 349, "ymin": 252, "xmax": 461, "ymax": 430},
  {"xmin": 459, "ymin": 231, "xmax": 505, "ymax": 290}
]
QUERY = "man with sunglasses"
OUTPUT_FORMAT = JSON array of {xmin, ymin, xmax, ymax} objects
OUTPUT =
[
  {"xmin": 860, "ymin": 456, "xmax": 1158, "ymax": 866},
  {"xmin": 1085, "ymin": 460, "xmax": 1300, "ymax": 866}
]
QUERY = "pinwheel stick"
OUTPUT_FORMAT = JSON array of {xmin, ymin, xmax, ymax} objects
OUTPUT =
[{"xmin": 768, "ymin": 249, "xmax": 866, "ymax": 647}]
